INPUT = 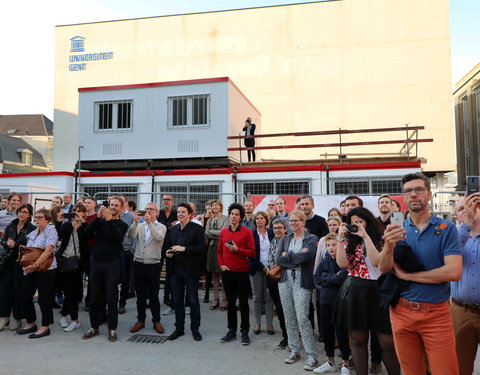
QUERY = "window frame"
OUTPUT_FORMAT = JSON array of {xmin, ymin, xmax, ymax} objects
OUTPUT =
[
  {"xmin": 167, "ymin": 94, "xmax": 210, "ymax": 129},
  {"xmin": 94, "ymin": 99, "xmax": 133, "ymax": 133}
]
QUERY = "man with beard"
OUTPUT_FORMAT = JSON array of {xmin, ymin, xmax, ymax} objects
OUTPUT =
[
  {"xmin": 82, "ymin": 197, "xmax": 129, "ymax": 342},
  {"xmin": 377, "ymin": 194, "xmax": 393, "ymax": 233},
  {"xmin": 380, "ymin": 172, "xmax": 462, "ymax": 375}
]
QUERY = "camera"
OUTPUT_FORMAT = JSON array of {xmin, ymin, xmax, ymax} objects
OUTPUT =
[
  {"xmin": 63, "ymin": 213, "xmax": 76, "ymax": 219},
  {"xmin": 346, "ymin": 224, "xmax": 358, "ymax": 233}
]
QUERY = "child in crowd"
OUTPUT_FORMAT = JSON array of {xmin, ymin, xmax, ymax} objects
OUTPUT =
[{"xmin": 313, "ymin": 233, "xmax": 351, "ymax": 375}]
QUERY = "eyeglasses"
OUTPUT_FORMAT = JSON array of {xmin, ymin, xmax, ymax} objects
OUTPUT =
[
  {"xmin": 289, "ymin": 219, "xmax": 304, "ymax": 223},
  {"xmin": 273, "ymin": 226, "xmax": 285, "ymax": 230},
  {"xmin": 403, "ymin": 187, "xmax": 429, "ymax": 196},
  {"xmin": 162, "ymin": 198, "xmax": 173, "ymax": 201},
  {"xmin": 17, "ymin": 210, "xmax": 29, "ymax": 215},
  {"xmin": 145, "ymin": 207, "xmax": 158, "ymax": 211},
  {"xmin": 34, "ymin": 216, "xmax": 45, "ymax": 220},
  {"xmin": 268, "ymin": 204, "xmax": 275, "ymax": 207}
]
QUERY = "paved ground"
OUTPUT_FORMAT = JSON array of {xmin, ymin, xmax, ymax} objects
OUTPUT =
[{"xmin": 1, "ymin": 290, "xmax": 478, "ymax": 375}]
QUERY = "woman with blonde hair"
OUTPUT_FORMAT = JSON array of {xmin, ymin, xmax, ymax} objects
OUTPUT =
[
  {"xmin": 205, "ymin": 199, "xmax": 229, "ymax": 310},
  {"xmin": 276, "ymin": 210, "xmax": 319, "ymax": 370}
]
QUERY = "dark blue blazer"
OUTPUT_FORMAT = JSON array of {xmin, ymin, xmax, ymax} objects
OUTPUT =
[{"xmin": 248, "ymin": 228, "xmax": 274, "ymax": 275}]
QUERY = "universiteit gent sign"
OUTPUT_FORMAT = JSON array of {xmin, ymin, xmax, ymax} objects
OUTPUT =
[{"xmin": 68, "ymin": 36, "xmax": 114, "ymax": 71}]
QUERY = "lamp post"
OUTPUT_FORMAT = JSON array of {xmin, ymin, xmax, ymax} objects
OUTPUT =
[{"xmin": 78, "ymin": 145, "xmax": 84, "ymax": 195}]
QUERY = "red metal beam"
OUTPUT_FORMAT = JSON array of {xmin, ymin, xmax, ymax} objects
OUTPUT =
[
  {"xmin": 227, "ymin": 126, "xmax": 425, "ymax": 140},
  {"xmin": 227, "ymin": 138, "xmax": 433, "ymax": 151}
]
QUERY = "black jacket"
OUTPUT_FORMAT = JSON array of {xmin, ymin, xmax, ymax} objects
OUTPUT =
[
  {"xmin": 84, "ymin": 217, "xmax": 128, "ymax": 260},
  {"xmin": 1, "ymin": 219, "xmax": 37, "ymax": 259},
  {"xmin": 249, "ymin": 228, "xmax": 274, "ymax": 275},
  {"xmin": 378, "ymin": 241, "xmax": 425, "ymax": 309},
  {"xmin": 57, "ymin": 221, "xmax": 89, "ymax": 269},
  {"xmin": 305, "ymin": 214, "xmax": 329, "ymax": 239},
  {"xmin": 314, "ymin": 255, "xmax": 348, "ymax": 305},
  {"xmin": 165, "ymin": 222, "xmax": 206, "ymax": 278},
  {"xmin": 242, "ymin": 123, "xmax": 256, "ymax": 147}
]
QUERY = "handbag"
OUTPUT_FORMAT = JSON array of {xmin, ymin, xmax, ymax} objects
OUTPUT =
[
  {"xmin": 0, "ymin": 244, "xmax": 13, "ymax": 275},
  {"xmin": 57, "ymin": 232, "xmax": 80, "ymax": 274},
  {"xmin": 268, "ymin": 264, "xmax": 283, "ymax": 281},
  {"xmin": 18, "ymin": 246, "xmax": 54, "ymax": 272}
]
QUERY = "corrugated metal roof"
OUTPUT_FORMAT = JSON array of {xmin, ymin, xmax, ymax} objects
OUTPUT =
[
  {"xmin": 0, "ymin": 134, "xmax": 47, "ymax": 167},
  {"xmin": 0, "ymin": 114, "xmax": 53, "ymax": 136}
]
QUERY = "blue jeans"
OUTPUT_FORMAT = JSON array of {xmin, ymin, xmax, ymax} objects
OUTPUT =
[{"xmin": 171, "ymin": 267, "xmax": 200, "ymax": 332}]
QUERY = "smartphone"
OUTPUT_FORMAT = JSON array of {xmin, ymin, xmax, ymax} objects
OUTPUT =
[
  {"xmin": 390, "ymin": 211, "xmax": 404, "ymax": 227},
  {"xmin": 346, "ymin": 224, "xmax": 358, "ymax": 233},
  {"xmin": 467, "ymin": 176, "xmax": 480, "ymax": 196},
  {"xmin": 103, "ymin": 200, "xmax": 110, "ymax": 208},
  {"xmin": 227, "ymin": 240, "xmax": 234, "ymax": 245},
  {"xmin": 63, "ymin": 213, "xmax": 76, "ymax": 219}
]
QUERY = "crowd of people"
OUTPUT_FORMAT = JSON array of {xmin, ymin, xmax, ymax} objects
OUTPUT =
[{"xmin": 0, "ymin": 172, "xmax": 477, "ymax": 375}]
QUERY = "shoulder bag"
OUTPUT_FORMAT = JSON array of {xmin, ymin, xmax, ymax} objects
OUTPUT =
[
  {"xmin": 57, "ymin": 232, "xmax": 80, "ymax": 274},
  {"xmin": 18, "ymin": 246, "xmax": 54, "ymax": 272}
]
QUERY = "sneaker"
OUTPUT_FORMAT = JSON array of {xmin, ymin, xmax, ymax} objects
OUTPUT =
[
  {"xmin": 370, "ymin": 362, "xmax": 382, "ymax": 375},
  {"xmin": 220, "ymin": 330, "xmax": 237, "ymax": 343},
  {"xmin": 241, "ymin": 333, "xmax": 250, "ymax": 346},
  {"xmin": 185, "ymin": 306, "xmax": 190, "ymax": 315},
  {"xmin": 284, "ymin": 352, "xmax": 301, "ymax": 364},
  {"xmin": 162, "ymin": 307, "xmax": 175, "ymax": 315},
  {"xmin": 108, "ymin": 330, "xmax": 117, "ymax": 342},
  {"xmin": 277, "ymin": 337, "xmax": 288, "ymax": 349},
  {"xmin": 59, "ymin": 316, "xmax": 69, "ymax": 328},
  {"xmin": 314, "ymin": 361, "xmax": 336, "ymax": 374},
  {"xmin": 340, "ymin": 364, "xmax": 351, "ymax": 375},
  {"xmin": 304, "ymin": 358, "xmax": 319, "ymax": 371},
  {"xmin": 82, "ymin": 328, "xmax": 99, "ymax": 340},
  {"xmin": 64, "ymin": 321, "xmax": 80, "ymax": 332}
]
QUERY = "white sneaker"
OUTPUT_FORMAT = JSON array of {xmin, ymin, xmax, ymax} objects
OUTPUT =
[
  {"xmin": 64, "ymin": 321, "xmax": 80, "ymax": 332},
  {"xmin": 304, "ymin": 358, "xmax": 319, "ymax": 371},
  {"xmin": 162, "ymin": 307, "xmax": 175, "ymax": 315},
  {"xmin": 59, "ymin": 316, "xmax": 69, "ymax": 328},
  {"xmin": 340, "ymin": 364, "xmax": 350, "ymax": 375},
  {"xmin": 314, "ymin": 361, "xmax": 336, "ymax": 374}
]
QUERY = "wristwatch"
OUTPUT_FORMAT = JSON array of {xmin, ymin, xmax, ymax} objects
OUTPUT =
[{"xmin": 336, "ymin": 236, "xmax": 346, "ymax": 241}]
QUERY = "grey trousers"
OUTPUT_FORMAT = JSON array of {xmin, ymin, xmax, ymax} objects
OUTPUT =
[
  {"xmin": 278, "ymin": 269, "xmax": 317, "ymax": 359},
  {"xmin": 250, "ymin": 270, "xmax": 274, "ymax": 326}
]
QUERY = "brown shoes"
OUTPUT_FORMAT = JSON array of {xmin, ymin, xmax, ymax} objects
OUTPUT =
[
  {"xmin": 82, "ymin": 328, "xmax": 99, "ymax": 340},
  {"xmin": 130, "ymin": 322, "xmax": 145, "ymax": 333},
  {"xmin": 108, "ymin": 330, "xmax": 117, "ymax": 342},
  {"xmin": 153, "ymin": 322, "xmax": 165, "ymax": 334}
]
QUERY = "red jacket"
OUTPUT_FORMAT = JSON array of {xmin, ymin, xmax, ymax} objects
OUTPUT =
[{"xmin": 218, "ymin": 225, "xmax": 255, "ymax": 273}]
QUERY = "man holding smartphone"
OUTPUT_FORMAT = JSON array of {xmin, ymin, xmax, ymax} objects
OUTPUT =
[
  {"xmin": 379, "ymin": 172, "xmax": 462, "ymax": 375},
  {"xmin": 82, "ymin": 196, "xmax": 129, "ymax": 343},
  {"xmin": 218, "ymin": 203, "xmax": 255, "ymax": 346}
]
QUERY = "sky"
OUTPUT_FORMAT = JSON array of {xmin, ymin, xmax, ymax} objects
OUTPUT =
[{"xmin": 0, "ymin": 0, "xmax": 478, "ymax": 121}]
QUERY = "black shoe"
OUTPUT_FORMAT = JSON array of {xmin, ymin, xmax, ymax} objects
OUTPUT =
[
  {"xmin": 241, "ymin": 333, "xmax": 250, "ymax": 346},
  {"xmin": 277, "ymin": 337, "xmax": 288, "ymax": 349},
  {"xmin": 118, "ymin": 305, "xmax": 126, "ymax": 314},
  {"xmin": 84, "ymin": 304, "xmax": 90, "ymax": 312},
  {"xmin": 236, "ymin": 304, "xmax": 241, "ymax": 311},
  {"xmin": 192, "ymin": 331, "xmax": 202, "ymax": 341},
  {"xmin": 127, "ymin": 291, "xmax": 135, "ymax": 299},
  {"xmin": 28, "ymin": 328, "xmax": 50, "ymax": 339},
  {"xmin": 167, "ymin": 330, "xmax": 185, "ymax": 341},
  {"xmin": 17, "ymin": 325, "xmax": 38, "ymax": 335},
  {"xmin": 220, "ymin": 330, "xmax": 237, "ymax": 343}
]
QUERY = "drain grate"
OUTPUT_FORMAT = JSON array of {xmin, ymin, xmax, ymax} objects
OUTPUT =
[{"xmin": 127, "ymin": 334, "xmax": 169, "ymax": 344}]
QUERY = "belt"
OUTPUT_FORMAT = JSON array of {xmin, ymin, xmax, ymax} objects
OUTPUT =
[
  {"xmin": 398, "ymin": 297, "xmax": 435, "ymax": 311},
  {"xmin": 451, "ymin": 297, "xmax": 480, "ymax": 314}
]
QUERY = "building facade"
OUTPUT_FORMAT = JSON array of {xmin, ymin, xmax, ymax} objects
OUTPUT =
[
  {"xmin": 454, "ymin": 62, "xmax": 480, "ymax": 190},
  {"xmin": 54, "ymin": 0, "xmax": 454, "ymax": 173}
]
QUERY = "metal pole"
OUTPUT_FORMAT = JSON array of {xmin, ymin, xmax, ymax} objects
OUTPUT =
[
  {"xmin": 239, "ymin": 132, "xmax": 243, "ymax": 166},
  {"xmin": 78, "ymin": 145, "xmax": 84, "ymax": 195}
]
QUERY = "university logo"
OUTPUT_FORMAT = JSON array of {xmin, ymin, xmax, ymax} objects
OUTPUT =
[{"xmin": 70, "ymin": 36, "xmax": 85, "ymax": 52}]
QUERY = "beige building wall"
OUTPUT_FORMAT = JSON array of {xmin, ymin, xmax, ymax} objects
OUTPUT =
[{"xmin": 54, "ymin": 0, "xmax": 453, "ymax": 172}]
